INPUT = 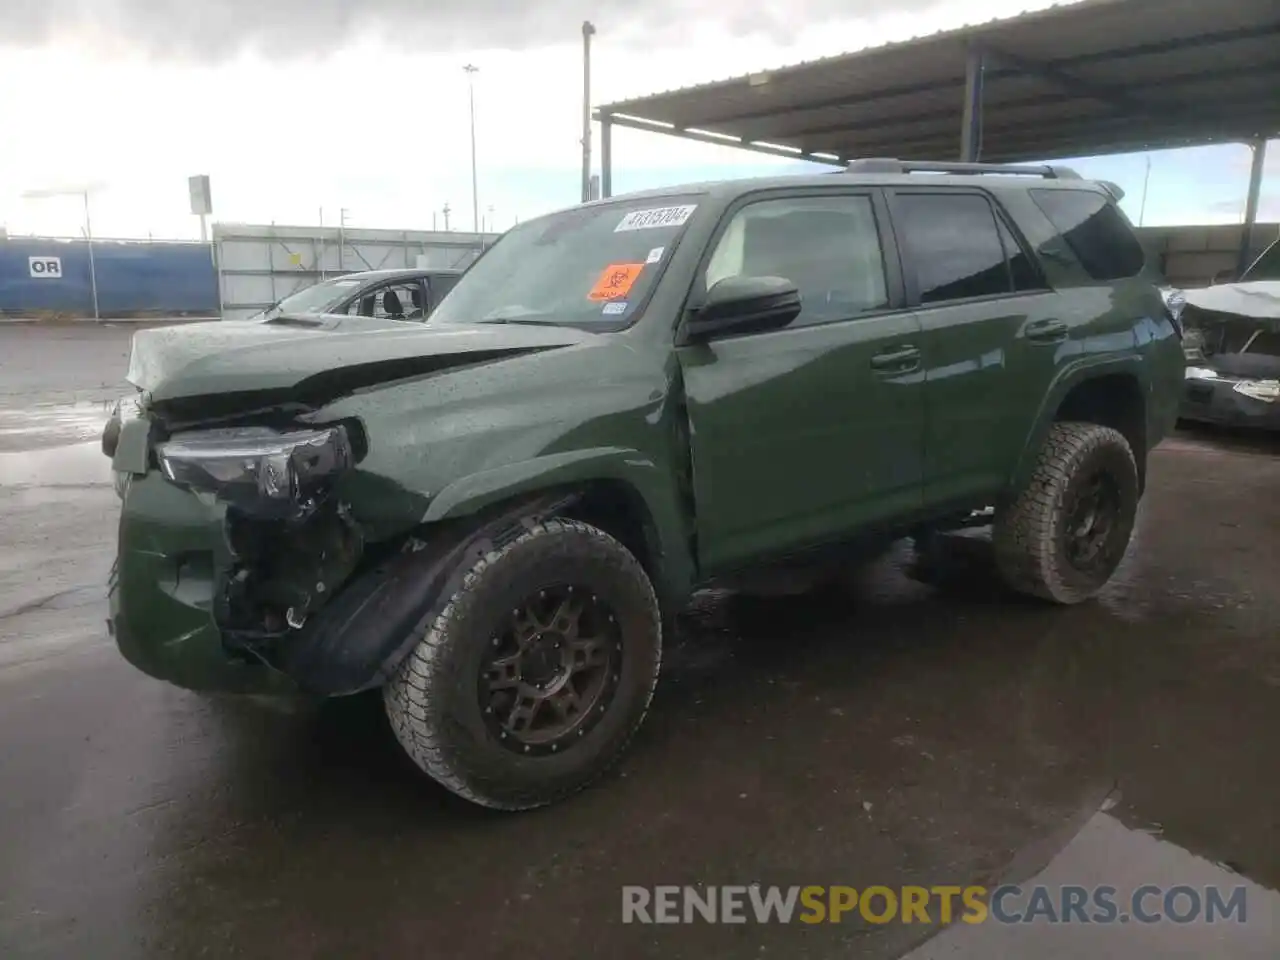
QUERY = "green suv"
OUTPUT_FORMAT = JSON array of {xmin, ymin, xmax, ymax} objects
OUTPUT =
[{"xmin": 103, "ymin": 160, "xmax": 1185, "ymax": 810}]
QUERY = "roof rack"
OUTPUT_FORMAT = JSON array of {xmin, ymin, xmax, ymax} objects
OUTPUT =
[{"xmin": 845, "ymin": 158, "xmax": 1082, "ymax": 180}]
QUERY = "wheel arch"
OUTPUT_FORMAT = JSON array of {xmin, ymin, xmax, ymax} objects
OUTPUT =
[
  {"xmin": 276, "ymin": 456, "xmax": 693, "ymax": 697},
  {"xmin": 1009, "ymin": 358, "xmax": 1150, "ymax": 500},
  {"xmin": 422, "ymin": 447, "xmax": 696, "ymax": 604}
]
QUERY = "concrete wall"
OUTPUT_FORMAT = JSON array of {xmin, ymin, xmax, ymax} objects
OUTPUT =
[{"xmin": 1136, "ymin": 223, "xmax": 1280, "ymax": 288}]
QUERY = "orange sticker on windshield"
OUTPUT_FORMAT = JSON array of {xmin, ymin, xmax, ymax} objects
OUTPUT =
[{"xmin": 588, "ymin": 263, "xmax": 645, "ymax": 301}]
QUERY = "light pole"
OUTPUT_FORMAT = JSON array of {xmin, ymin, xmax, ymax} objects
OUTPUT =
[
  {"xmin": 1138, "ymin": 154, "xmax": 1153, "ymax": 227},
  {"xmin": 338, "ymin": 207, "xmax": 350, "ymax": 271},
  {"xmin": 464, "ymin": 64, "xmax": 480, "ymax": 234},
  {"xmin": 23, "ymin": 184, "xmax": 100, "ymax": 320},
  {"xmin": 581, "ymin": 21, "xmax": 596, "ymax": 203}
]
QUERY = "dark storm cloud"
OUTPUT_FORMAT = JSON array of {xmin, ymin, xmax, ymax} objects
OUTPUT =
[{"xmin": 1, "ymin": 0, "xmax": 950, "ymax": 60}]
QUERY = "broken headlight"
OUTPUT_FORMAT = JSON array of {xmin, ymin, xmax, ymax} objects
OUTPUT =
[{"xmin": 156, "ymin": 426, "xmax": 353, "ymax": 514}]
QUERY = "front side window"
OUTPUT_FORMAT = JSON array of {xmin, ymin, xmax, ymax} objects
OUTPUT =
[
  {"xmin": 702, "ymin": 195, "xmax": 889, "ymax": 328},
  {"xmin": 1029, "ymin": 188, "xmax": 1146, "ymax": 281},
  {"xmin": 895, "ymin": 193, "xmax": 1014, "ymax": 305},
  {"xmin": 430, "ymin": 195, "xmax": 703, "ymax": 328},
  {"xmin": 376, "ymin": 282, "xmax": 426, "ymax": 320},
  {"xmin": 346, "ymin": 281, "xmax": 426, "ymax": 321}
]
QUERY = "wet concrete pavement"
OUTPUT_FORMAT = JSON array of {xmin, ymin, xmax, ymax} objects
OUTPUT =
[{"xmin": 1, "ymin": 324, "xmax": 1277, "ymax": 959}]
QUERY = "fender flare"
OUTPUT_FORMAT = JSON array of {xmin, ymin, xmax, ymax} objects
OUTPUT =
[
  {"xmin": 1007, "ymin": 353, "xmax": 1150, "ymax": 498},
  {"xmin": 278, "ymin": 450, "xmax": 695, "ymax": 696},
  {"xmin": 276, "ymin": 491, "xmax": 578, "ymax": 696},
  {"xmin": 424, "ymin": 446, "xmax": 695, "ymax": 597}
]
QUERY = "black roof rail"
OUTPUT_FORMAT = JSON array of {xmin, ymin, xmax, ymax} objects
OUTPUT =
[{"xmin": 845, "ymin": 158, "xmax": 1082, "ymax": 180}]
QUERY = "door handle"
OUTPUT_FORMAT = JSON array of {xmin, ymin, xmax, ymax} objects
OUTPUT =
[
  {"xmin": 1025, "ymin": 319, "xmax": 1069, "ymax": 342},
  {"xmin": 870, "ymin": 345, "xmax": 921, "ymax": 371}
]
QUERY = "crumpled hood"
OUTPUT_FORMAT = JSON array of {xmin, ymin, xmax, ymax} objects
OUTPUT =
[
  {"xmin": 128, "ymin": 314, "xmax": 591, "ymax": 403},
  {"xmin": 1183, "ymin": 281, "xmax": 1280, "ymax": 327}
]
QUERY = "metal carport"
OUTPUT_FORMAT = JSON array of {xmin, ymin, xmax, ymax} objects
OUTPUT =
[{"xmin": 594, "ymin": 0, "xmax": 1279, "ymax": 277}]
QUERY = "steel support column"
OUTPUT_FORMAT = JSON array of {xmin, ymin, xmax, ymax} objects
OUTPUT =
[
  {"xmin": 601, "ymin": 114, "xmax": 614, "ymax": 199},
  {"xmin": 960, "ymin": 46, "xmax": 986, "ymax": 162},
  {"xmin": 1237, "ymin": 137, "xmax": 1268, "ymax": 279},
  {"xmin": 581, "ymin": 21, "xmax": 596, "ymax": 203}
]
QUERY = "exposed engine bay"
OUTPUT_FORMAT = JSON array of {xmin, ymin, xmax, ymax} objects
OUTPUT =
[
  {"xmin": 146, "ymin": 418, "xmax": 371, "ymax": 659},
  {"xmin": 1180, "ymin": 281, "xmax": 1280, "ymax": 427},
  {"xmin": 220, "ymin": 499, "xmax": 364, "ymax": 639}
]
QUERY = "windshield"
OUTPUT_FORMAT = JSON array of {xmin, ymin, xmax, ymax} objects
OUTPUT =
[
  {"xmin": 264, "ymin": 277, "xmax": 363, "ymax": 317},
  {"xmin": 429, "ymin": 195, "xmax": 703, "ymax": 328}
]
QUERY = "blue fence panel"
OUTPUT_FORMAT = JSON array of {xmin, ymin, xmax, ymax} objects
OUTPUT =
[{"xmin": 0, "ymin": 238, "xmax": 219, "ymax": 318}]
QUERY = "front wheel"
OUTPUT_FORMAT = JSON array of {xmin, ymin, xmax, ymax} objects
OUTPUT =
[
  {"xmin": 993, "ymin": 422, "xmax": 1140, "ymax": 605},
  {"xmin": 383, "ymin": 519, "xmax": 662, "ymax": 811}
]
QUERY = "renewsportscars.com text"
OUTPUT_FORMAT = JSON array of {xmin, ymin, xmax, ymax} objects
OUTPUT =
[{"xmin": 621, "ymin": 884, "xmax": 1249, "ymax": 925}]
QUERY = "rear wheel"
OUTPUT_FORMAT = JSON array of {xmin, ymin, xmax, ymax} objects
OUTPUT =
[
  {"xmin": 993, "ymin": 422, "xmax": 1139, "ymax": 605},
  {"xmin": 383, "ymin": 519, "xmax": 662, "ymax": 810}
]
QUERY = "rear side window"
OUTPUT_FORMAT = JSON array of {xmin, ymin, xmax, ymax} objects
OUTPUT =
[
  {"xmin": 895, "ymin": 193, "xmax": 1024, "ymax": 304},
  {"xmin": 1030, "ymin": 189, "xmax": 1146, "ymax": 281}
]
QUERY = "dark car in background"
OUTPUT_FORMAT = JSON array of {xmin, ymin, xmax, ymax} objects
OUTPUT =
[
  {"xmin": 1177, "ymin": 237, "xmax": 1280, "ymax": 431},
  {"xmin": 1179, "ymin": 284, "xmax": 1280, "ymax": 430},
  {"xmin": 253, "ymin": 268, "xmax": 463, "ymax": 323}
]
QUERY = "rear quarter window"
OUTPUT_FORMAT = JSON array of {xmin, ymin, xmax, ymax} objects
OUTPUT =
[{"xmin": 1029, "ymin": 188, "xmax": 1146, "ymax": 281}]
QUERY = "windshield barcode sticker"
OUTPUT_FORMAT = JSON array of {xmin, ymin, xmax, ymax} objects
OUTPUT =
[{"xmin": 615, "ymin": 205, "xmax": 697, "ymax": 232}]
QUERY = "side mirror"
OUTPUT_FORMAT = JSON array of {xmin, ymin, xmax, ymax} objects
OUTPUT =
[{"xmin": 684, "ymin": 276, "xmax": 802, "ymax": 342}]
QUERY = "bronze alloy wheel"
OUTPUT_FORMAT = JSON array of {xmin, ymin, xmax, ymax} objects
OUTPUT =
[
  {"xmin": 384, "ymin": 518, "xmax": 663, "ymax": 810},
  {"xmin": 479, "ymin": 585, "xmax": 622, "ymax": 756}
]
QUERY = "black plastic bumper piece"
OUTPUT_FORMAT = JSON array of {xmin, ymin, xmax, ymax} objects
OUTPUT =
[
  {"xmin": 274, "ymin": 492, "xmax": 577, "ymax": 696},
  {"xmin": 1180, "ymin": 380, "xmax": 1280, "ymax": 430}
]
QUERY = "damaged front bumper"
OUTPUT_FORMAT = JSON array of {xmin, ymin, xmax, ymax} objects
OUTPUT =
[
  {"xmin": 105, "ymin": 401, "xmax": 572, "ymax": 697},
  {"xmin": 1180, "ymin": 370, "xmax": 1280, "ymax": 430},
  {"xmin": 108, "ymin": 472, "xmax": 299, "ymax": 695},
  {"xmin": 105, "ymin": 400, "xmax": 372, "ymax": 696}
]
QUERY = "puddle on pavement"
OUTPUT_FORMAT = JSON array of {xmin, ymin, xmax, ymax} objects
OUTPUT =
[
  {"xmin": 0, "ymin": 401, "xmax": 116, "ymax": 487},
  {"xmin": 903, "ymin": 811, "xmax": 1280, "ymax": 959},
  {"xmin": 0, "ymin": 401, "xmax": 116, "ymax": 454},
  {"xmin": 0, "ymin": 441, "xmax": 112, "ymax": 488}
]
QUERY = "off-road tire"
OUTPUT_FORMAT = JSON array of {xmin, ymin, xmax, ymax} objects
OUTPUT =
[
  {"xmin": 383, "ymin": 519, "xmax": 662, "ymax": 811},
  {"xmin": 993, "ymin": 422, "xmax": 1139, "ymax": 605}
]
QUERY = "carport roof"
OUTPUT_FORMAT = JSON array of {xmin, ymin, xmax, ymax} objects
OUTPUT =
[{"xmin": 595, "ymin": 0, "xmax": 1280, "ymax": 165}]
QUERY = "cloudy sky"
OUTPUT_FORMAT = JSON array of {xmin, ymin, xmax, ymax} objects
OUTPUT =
[{"xmin": 0, "ymin": 0, "xmax": 1275, "ymax": 240}]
